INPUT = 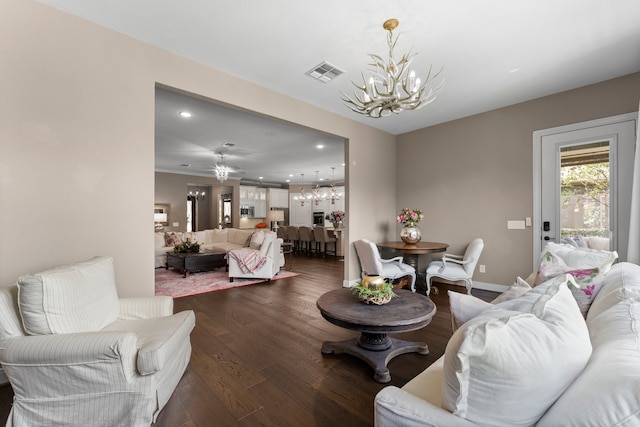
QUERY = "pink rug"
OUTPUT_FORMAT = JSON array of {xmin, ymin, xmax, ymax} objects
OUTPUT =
[{"xmin": 155, "ymin": 267, "xmax": 299, "ymax": 298}]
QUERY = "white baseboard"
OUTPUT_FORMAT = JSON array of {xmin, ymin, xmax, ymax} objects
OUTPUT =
[
  {"xmin": 343, "ymin": 279, "xmax": 358, "ymax": 288},
  {"xmin": 471, "ymin": 281, "xmax": 509, "ymax": 293}
]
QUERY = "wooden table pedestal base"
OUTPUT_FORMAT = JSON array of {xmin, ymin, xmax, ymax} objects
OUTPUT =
[{"xmin": 321, "ymin": 333, "xmax": 429, "ymax": 383}]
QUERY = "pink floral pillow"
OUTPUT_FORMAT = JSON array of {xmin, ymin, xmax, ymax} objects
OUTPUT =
[
  {"xmin": 535, "ymin": 251, "xmax": 603, "ymax": 316},
  {"xmin": 164, "ymin": 231, "xmax": 182, "ymax": 247}
]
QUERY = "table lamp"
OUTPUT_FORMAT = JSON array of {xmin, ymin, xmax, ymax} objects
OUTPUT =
[
  {"xmin": 154, "ymin": 213, "xmax": 167, "ymax": 232},
  {"xmin": 267, "ymin": 210, "xmax": 284, "ymax": 232}
]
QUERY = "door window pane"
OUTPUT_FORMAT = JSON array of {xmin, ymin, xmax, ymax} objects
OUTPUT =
[{"xmin": 560, "ymin": 142, "xmax": 609, "ymax": 240}]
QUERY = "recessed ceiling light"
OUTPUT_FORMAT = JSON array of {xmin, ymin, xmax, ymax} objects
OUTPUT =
[
  {"xmin": 317, "ymin": 144, "xmax": 324, "ymax": 149},
  {"xmin": 289, "ymin": 174, "xmax": 293, "ymax": 177},
  {"xmin": 179, "ymin": 111, "xmax": 192, "ymax": 118},
  {"xmin": 286, "ymin": 179, "xmax": 290, "ymax": 183}
]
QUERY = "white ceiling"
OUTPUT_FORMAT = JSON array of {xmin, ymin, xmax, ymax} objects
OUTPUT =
[{"xmin": 38, "ymin": 0, "xmax": 640, "ymax": 185}]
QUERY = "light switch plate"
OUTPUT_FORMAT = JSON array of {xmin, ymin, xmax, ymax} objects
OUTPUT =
[{"xmin": 508, "ymin": 220, "xmax": 526, "ymax": 229}]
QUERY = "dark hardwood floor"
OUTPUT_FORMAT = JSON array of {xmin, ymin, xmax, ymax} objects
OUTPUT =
[{"xmin": 0, "ymin": 254, "xmax": 498, "ymax": 426}]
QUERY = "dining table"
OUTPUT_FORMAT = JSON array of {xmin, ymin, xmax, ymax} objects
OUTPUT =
[{"xmin": 376, "ymin": 241, "xmax": 449, "ymax": 293}]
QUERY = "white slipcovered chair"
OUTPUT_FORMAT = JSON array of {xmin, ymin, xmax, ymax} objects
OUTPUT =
[
  {"xmin": 0, "ymin": 256, "xmax": 195, "ymax": 427},
  {"xmin": 354, "ymin": 239, "xmax": 416, "ymax": 291},
  {"xmin": 227, "ymin": 230, "xmax": 284, "ymax": 281},
  {"xmin": 426, "ymin": 238, "xmax": 484, "ymax": 295}
]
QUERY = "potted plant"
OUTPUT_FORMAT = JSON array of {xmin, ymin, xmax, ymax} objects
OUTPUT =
[
  {"xmin": 174, "ymin": 238, "xmax": 201, "ymax": 253},
  {"xmin": 350, "ymin": 275, "xmax": 397, "ymax": 305}
]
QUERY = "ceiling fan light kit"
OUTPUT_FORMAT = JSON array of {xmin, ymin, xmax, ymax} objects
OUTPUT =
[{"xmin": 342, "ymin": 19, "xmax": 445, "ymax": 118}]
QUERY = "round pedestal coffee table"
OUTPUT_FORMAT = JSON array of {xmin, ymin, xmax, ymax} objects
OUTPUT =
[{"xmin": 317, "ymin": 288, "xmax": 436, "ymax": 383}]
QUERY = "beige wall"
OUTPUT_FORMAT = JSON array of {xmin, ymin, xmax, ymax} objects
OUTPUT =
[
  {"xmin": 155, "ymin": 172, "xmax": 237, "ymax": 232},
  {"xmin": 0, "ymin": 0, "xmax": 395, "ymax": 294},
  {"xmin": 3, "ymin": 0, "xmax": 637, "ymax": 293},
  {"xmin": 397, "ymin": 72, "xmax": 640, "ymax": 285}
]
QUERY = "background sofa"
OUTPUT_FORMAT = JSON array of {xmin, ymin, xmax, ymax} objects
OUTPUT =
[
  {"xmin": 375, "ymin": 244, "xmax": 639, "ymax": 426},
  {"xmin": 155, "ymin": 228, "xmax": 254, "ymax": 268}
]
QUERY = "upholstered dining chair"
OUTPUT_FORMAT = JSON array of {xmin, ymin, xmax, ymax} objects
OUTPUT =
[
  {"xmin": 353, "ymin": 239, "xmax": 416, "ymax": 291},
  {"xmin": 425, "ymin": 238, "xmax": 484, "ymax": 295}
]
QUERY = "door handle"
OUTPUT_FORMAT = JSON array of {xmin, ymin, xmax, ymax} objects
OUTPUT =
[{"xmin": 543, "ymin": 236, "xmax": 556, "ymax": 241}]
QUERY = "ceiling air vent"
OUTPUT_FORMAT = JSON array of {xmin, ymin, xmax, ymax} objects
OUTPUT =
[{"xmin": 305, "ymin": 62, "xmax": 345, "ymax": 83}]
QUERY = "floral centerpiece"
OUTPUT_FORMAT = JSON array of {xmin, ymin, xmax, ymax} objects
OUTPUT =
[
  {"xmin": 174, "ymin": 238, "xmax": 201, "ymax": 253},
  {"xmin": 396, "ymin": 208, "xmax": 424, "ymax": 227},
  {"xmin": 397, "ymin": 208, "xmax": 424, "ymax": 244},
  {"xmin": 350, "ymin": 276, "xmax": 397, "ymax": 305},
  {"xmin": 326, "ymin": 210, "xmax": 345, "ymax": 227}
]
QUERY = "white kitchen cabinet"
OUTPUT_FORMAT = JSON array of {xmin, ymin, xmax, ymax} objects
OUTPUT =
[
  {"xmin": 240, "ymin": 185, "xmax": 256, "ymax": 206},
  {"xmin": 255, "ymin": 188, "xmax": 267, "ymax": 218},
  {"xmin": 289, "ymin": 193, "xmax": 311, "ymax": 226},
  {"xmin": 268, "ymin": 188, "xmax": 289, "ymax": 209}
]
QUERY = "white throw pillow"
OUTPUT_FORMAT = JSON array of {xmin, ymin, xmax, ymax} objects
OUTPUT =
[
  {"xmin": 543, "ymin": 242, "xmax": 618, "ymax": 274},
  {"xmin": 538, "ymin": 297, "xmax": 640, "ymax": 426},
  {"xmin": 442, "ymin": 274, "xmax": 592, "ymax": 427},
  {"xmin": 192, "ymin": 231, "xmax": 206, "ymax": 244},
  {"xmin": 154, "ymin": 232, "xmax": 166, "ymax": 248},
  {"xmin": 207, "ymin": 228, "xmax": 228, "ymax": 243},
  {"xmin": 259, "ymin": 232, "xmax": 277, "ymax": 257},
  {"xmin": 491, "ymin": 276, "xmax": 532, "ymax": 304},
  {"xmin": 448, "ymin": 291, "xmax": 491, "ymax": 331},
  {"xmin": 250, "ymin": 230, "xmax": 265, "ymax": 249},
  {"xmin": 448, "ymin": 277, "xmax": 531, "ymax": 331}
]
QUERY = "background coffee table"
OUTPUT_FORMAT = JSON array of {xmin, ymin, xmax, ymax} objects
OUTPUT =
[
  {"xmin": 316, "ymin": 288, "xmax": 436, "ymax": 383},
  {"xmin": 166, "ymin": 251, "xmax": 227, "ymax": 277}
]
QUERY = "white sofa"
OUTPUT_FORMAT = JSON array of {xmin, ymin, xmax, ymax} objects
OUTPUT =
[
  {"xmin": 376, "ymin": 244, "xmax": 639, "ymax": 426},
  {"xmin": 0, "ymin": 256, "xmax": 196, "ymax": 426},
  {"xmin": 155, "ymin": 228, "xmax": 255, "ymax": 268}
]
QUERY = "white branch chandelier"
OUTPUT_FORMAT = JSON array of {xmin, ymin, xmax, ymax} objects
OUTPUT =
[
  {"xmin": 294, "ymin": 174, "xmax": 312, "ymax": 206},
  {"xmin": 342, "ymin": 19, "xmax": 444, "ymax": 118},
  {"xmin": 214, "ymin": 153, "xmax": 230, "ymax": 183}
]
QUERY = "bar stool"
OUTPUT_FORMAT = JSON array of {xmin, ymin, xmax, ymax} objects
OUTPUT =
[
  {"xmin": 287, "ymin": 226, "xmax": 301, "ymax": 253},
  {"xmin": 298, "ymin": 226, "xmax": 315, "ymax": 255},
  {"xmin": 313, "ymin": 226, "xmax": 337, "ymax": 257}
]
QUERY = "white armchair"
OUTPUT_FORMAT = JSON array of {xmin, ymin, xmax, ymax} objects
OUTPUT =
[
  {"xmin": 227, "ymin": 231, "xmax": 284, "ymax": 281},
  {"xmin": 426, "ymin": 238, "xmax": 484, "ymax": 295},
  {"xmin": 354, "ymin": 239, "xmax": 416, "ymax": 291},
  {"xmin": 0, "ymin": 256, "xmax": 195, "ymax": 427}
]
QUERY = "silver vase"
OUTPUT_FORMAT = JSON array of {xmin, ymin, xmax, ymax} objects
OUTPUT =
[{"xmin": 400, "ymin": 225, "xmax": 422, "ymax": 244}]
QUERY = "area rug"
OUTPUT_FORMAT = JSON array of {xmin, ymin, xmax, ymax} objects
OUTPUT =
[{"xmin": 155, "ymin": 267, "xmax": 299, "ymax": 298}]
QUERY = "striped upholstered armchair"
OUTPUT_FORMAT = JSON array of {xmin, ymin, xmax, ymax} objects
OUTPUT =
[{"xmin": 0, "ymin": 256, "xmax": 195, "ymax": 426}]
